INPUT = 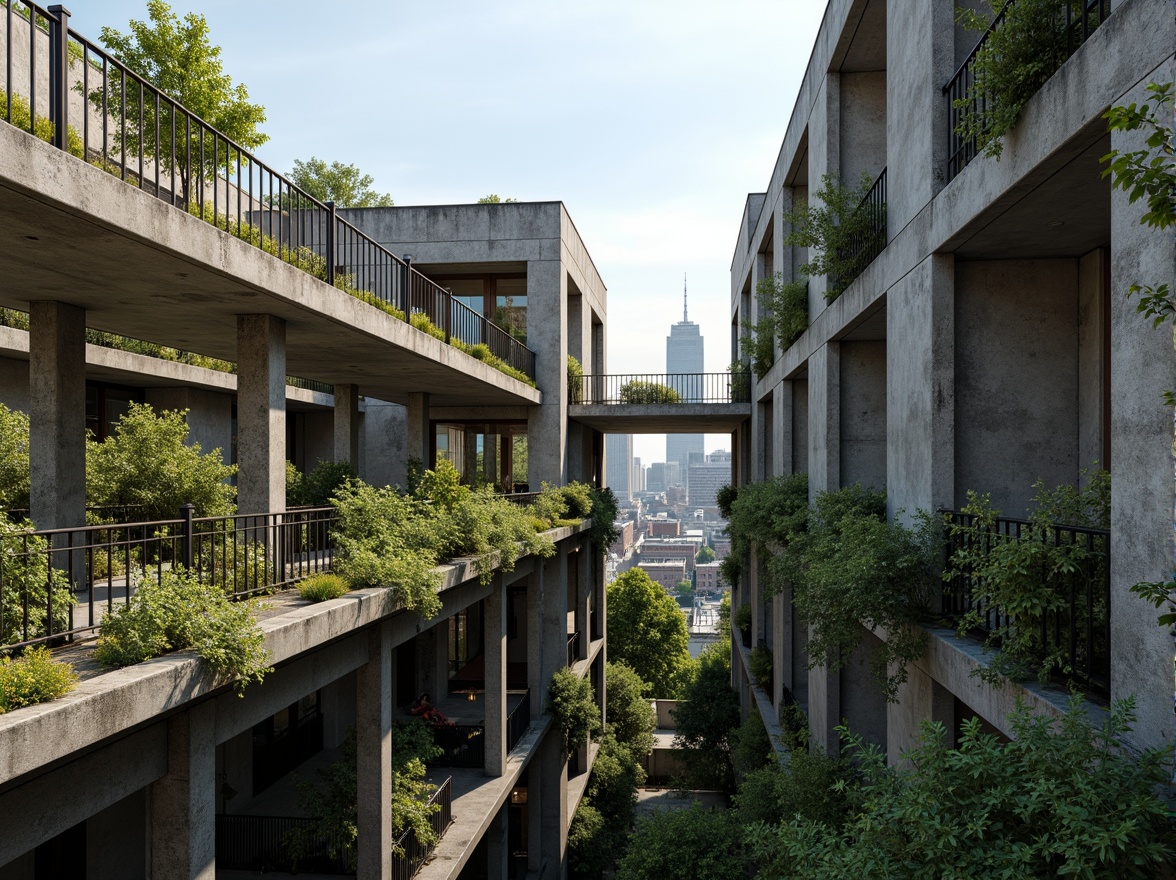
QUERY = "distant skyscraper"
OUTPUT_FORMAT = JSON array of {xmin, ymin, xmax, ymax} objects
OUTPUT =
[
  {"xmin": 605, "ymin": 433, "xmax": 634, "ymax": 502},
  {"xmin": 667, "ymin": 276, "xmax": 704, "ymax": 476},
  {"xmin": 687, "ymin": 449, "xmax": 732, "ymax": 510}
]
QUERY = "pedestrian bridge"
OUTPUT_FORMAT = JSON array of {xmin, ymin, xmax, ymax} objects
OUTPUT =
[{"xmin": 567, "ymin": 372, "xmax": 751, "ymax": 432}]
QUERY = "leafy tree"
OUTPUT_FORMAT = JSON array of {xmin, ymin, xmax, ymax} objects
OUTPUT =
[
  {"xmin": 733, "ymin": 744, "xmax": 852, "ymax": 831},
  {"xmin": 605, "ymin": 661, "xmax": 656, "ymax": 759},
  {"xmin": 671, "ymin": 647, "xmax": 740, "ymax": 794},
  {"xmin": 288, "ymin": 459, "xmax": 357, "ymax": 507},
  {"xmin": 288, "ymin": 722, "xmax": 442, "ymax": 870},
  {"xmin": 584, "ymin": 732, "xmax": 644, "ymax": 832},
  {"xmin": 86, "ymin": 402, "xmax": 236, "ymax": 520},
  {"xmin": 288, "ymin": 157, "xmax": 394, "ymax": 207},
  {"xmin": 96, "ymin": 0, "xmax": 268, "ymax": 205},
  {"xmin": 615, "ymin": 803, "xmax": 745, "ymax": 880},
  {"xmin": 607, "ymin": 569, "xmax": 693, "ymax": 698},
  {"xmin": 477, "ymin": 194, "xmax": 517, "ymax": 203},
  {"xmin": 695, "ymin": 545, "xmax": 715, "ymax": 565},
  {"xmin": 729, "ymin": 710, "xmax": 772, "ymax": 780},
  {"xmin": 0, "ymin": 403, "xmax": 30, "ymax": 511},
  {"xmin": 746, "ymin": 697, "xmax": 1175, "ymax": 879},
  {"xmin": 568, "ymin": 803, "xmax": 610, "ymax": 879},
  {"xmin": 548, "ymin": 667, "xmax": 600, "ymax": 753}
]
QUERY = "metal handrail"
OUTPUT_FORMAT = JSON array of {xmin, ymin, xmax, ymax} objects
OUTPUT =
[
  {"xmin": 1, "ymin": 2, "xmax": 536, "ymax": 381},
  {"xmin": 571, "ymin": 373, "xmax": 750, "ymax": 405}
]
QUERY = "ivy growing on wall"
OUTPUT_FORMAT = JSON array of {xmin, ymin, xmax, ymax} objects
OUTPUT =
[
  {"xmin": 740, "ymin": 273, "xmax": 809, "ymax": 378},
  {"xmin": 783, "ymin": 174, "xmax": 880, "ymax": 301}
]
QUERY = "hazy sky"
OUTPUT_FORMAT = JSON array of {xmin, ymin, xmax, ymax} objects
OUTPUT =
[{"xmin": 66, "ymin": 1, "xmax": 827, "ymax": 466}]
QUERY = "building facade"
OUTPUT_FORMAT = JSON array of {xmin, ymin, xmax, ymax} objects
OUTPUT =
[
  {"xmin": 665, "ymin": 293, "xmax": 705, "ymax": 476},
  {"xmin": 605, "ymin": 433, "xmax": 634, "ymax": 502},
  {"xmin": 0, "ymin": 15, "xmax": 609, "ymax": 874},
  {"xmin": 727, "ymin": 0, "xmax": 1175, "ymax": 762}
]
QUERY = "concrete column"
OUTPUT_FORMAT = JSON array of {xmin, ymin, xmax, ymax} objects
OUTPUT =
[
  {"xmin": 526, "ymin": 259, "xmax": 567, "ymax": 487},
  {"xmin": 1109, "ymin": 61, "xmax": 1176, "ymax": 752},
  {"xmin": 463, "ymin": 430, "xmax": 479, "ymax": 485},
  {"xmin": 542, "ymin": 552, "xmax": 570, "ymax": 710},
  {"xmin": 29, "ymin": 301, "xmax": 85, "ymax": 531},
  {"xmin": 406, "ymin": 392, "xmax": 430, "ymax": 469},
  {"xmin": 773, "ymin": 381, "xmax": 792, "ymax": 476},
  {"xmin": 356, "ymin": 621, "xmax": 393, "ymax": 880},
  {"xmin": 808, "ymin": 342, "xmax": 840, "ymax": 496},
  {"xmin": 483, "ymin": 433, "xmax": 499, "ymax": 486},
  {"xmin": 538, "ymin": 728, "xmax": 568, "ymax": 879},
  {"xmin": 575, "ymin": 546, "xmax": 590, "ymax": 660},
  {"xmin": 772, "ymin": 589, "xmax": 788, "ymax": 707},
  {"xmin": 486, "ymin": 804, "xmax": 510, "ymax": 880},
  {"xmin": 236, "ymin": 315, "xmax": 286, "ymax": 515},
  {"xmin": 888, "ymin": 667, "xmax": 954, "ymax": 765},
  {"xmin": 526, "ymin": 570, "xmax": 544, "ymax": 711},
  {"xmin": 149, "ymin": 701, "xmax": 216, "ymax": 880},
  {"xmin": 887, "ymin": 254, "xmax": 954, "ymax": 526},
  {"xmin": 415, "ymin": 624, "xmax": 448, "ymax": 705},
  {"xmin": 485, "ymin": 578, "xmax": 507, "ymax": 777},
  {"xmin": 526, "ymin": 759, "xmax": 543, "ymax": 876},
  {"xmin": 333, "ymin": 383, "xmax": 360, "ymax": 466},
  {"xmin": 500, "ymin": 433, "xmax": 514, "ymax": 491}
]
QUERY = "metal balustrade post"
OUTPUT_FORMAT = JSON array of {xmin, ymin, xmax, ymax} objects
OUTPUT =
[
  {"xmin": 324, "ymin": 201, "xmax": 336, "ymax": 287},
  {"xmin": 47, "ymin": 6, "xmax": 70, "ymax": 153},
  {"xmin": 179, "ymin": 503, "xmax": 194, "ymax": 571}
]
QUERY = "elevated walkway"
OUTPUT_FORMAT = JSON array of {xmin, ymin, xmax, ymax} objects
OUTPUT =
[{"xmin": 567, "ymin": 372, "xmax": 750, "ymax": 432}]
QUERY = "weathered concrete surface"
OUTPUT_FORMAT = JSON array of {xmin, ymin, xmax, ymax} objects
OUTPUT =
[
  {"xmin": 236, "ymin": 314, "xmax": 286, "ymax": 515},
  {"xmin": 356, "ymin": 621, "xmax": 393, "ymax": 879},
  {"xmin": 29, "ymin": 301, "xmax": 84, "ymax": 530},
  {"xmin": 567, "ymin": 402, "xmax": 751, "ymax": 433},
  {"xmin": 149, "ymin": 702, "xmax": 216, "ymax": 880}
]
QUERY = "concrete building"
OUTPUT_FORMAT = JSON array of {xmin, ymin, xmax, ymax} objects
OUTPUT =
[
  {"xmin": 644, "ymin": 460, "xmax": 680, "ymax": 493},
  {"xmin": 685, "ymin": 450, "xmax": 731, "ymax": 511},
  {"xmin": 665, "ymin": 290, "xmax": 704, "ymax": 475},
  {"xmin": 640, "ymin": 539, "xmax": 698, "ymax": 576},
  {"xmin": 727, "ymin": 0, "xmax": 1175, "ymax": 763},
  {"xmin": 636, "ymin": 560, "xmax": 688, "ymax": 592},
  {"xmin": 631, "ymin": 456, "xmax": 644, "ymax": 493},
  {"xmin": 0, "ymin": 12, "xmax": 609, "ymax": 876},
  {"xmin": 605, "ymin": 433, "xmax": 633, "ymax": 502}
]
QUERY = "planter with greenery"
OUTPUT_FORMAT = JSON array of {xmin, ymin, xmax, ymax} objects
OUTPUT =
[
  {"xmin": 298, "ymin": 573, "xmax": 349, "ymax": 603},
  {"xmin": 943, "ymin": 470, "xmax": 1110, "ymax": 686},
  {"xmin": 0, "ymin": 646, "xmax": 79, "ymax": 713},
  {"xmin": 619, "ymin": 381, "xmax": 681, "ymax": 404},
  {"xmin": 783, "ymin": 174, "xmax": 883, "ymax": 301},
  {"xmin": 734, "ymin": 603, "xmax": 752, "ymax": 648},
  {"xmin": 567, "ymin": 355, "xmax": 584, "ymax": 403},
  {"xmin": 740, "ymin": 273, "xmax": 809, "ymax": 377},
  {"xmin": 749, "ymin": 644, "xmax": 773, "ymax": 691},
  {"xmin": 95, "ymin": 568, "xmax": 271, "ymax": 693}
]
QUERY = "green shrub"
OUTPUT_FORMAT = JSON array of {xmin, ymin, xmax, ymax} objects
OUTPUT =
[
  {"xmin": 86, "ymin": 402, "xmax": 236, "ymax": 520},
  {"xmin": 0, "ymin": 520, "xmax": 74, "ymax": 644},
  {"xmin": 567, "ymin": 355, "xmax": 584, "ymax": 403},
  {"xmin": 290, "ymin": 460, "xmax": 357, "ymax": 507},
  {"xmin": 548, "ymin": 667, "xmax": 600, "ymax": 754},
  {"xmin": 616, "ymin": 803, "xmax": 745, "ymax": 880},
  {"xmin": 0, "ymin": 646, "xmax": 78, "ymax": 712},
  {"xmin": 672, "ymin": 648, "xmax": 740, "ymax": 794},
  {"xmin": 784, "ymin": 174, "xmax": 882, "ymax": 300},
  {"xmin": 728, "ymin": 359, "xmax": 752, "ymax": 403},
  {"xmin": 734, "ymin": 603, "xmax": 752, "ymax": 635},
  {"xmin": 789, "ymin": 486, "xmax": 936, "ymax": 702},
  {"xmin": 734, "ymin": 745, "xmax": 853, "ymax": 830},
  {"xmin": 298, "ymin": 573, "xmax": 349, "ymax": 603},
  {"xmin": 749, "ymin": 644, "xmax": 773, "ymax": 690},
  {"xmin": 619, "ymin": 380, "xmax": 681, "ymax": 404},
  {"xmin": 94, "ymin": 568, "xmax": 271, "ymax": 692},
  {"xmin": 568, "ymin": 803, "xmax": 611, "ymax": 880},
  {"xmin": 747, "ymin": 696, "xmax": 1174, "ymax": 879},
  {"xmin": 723, "ymin": 473, "xmax": 809, "ymax": 593},
  {"xmin": 730, "ymin": 710, "xmax": 772, "ymax": 779},
  {"xmin": 2, "ymin": 93, "xmax": 83, "ymax": 157},
  {"xmin": 741, "ymin": 274, "xmax": 809, "ymax": 376},
  {"xmin": 0, "ymin": 403, "xmax": 30, "ymax": 512},
  {"xmin": 944, "ymin": 469, "xmax": 1111, "ymax": 685},
  {"xmin": 605, "ymin": 661, "xmax": 656, "ymax": 759}
]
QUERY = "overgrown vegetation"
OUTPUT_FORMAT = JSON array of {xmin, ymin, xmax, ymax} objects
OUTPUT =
[
  {"xmin": 746, "ymin": 697, "xmax": 1174, "ymax": 878},
  {"xmin": 607, "ymin": 568, "xmax": 694, "ymax": 698},
  {"xmin": 298, "ymin": 573, "xmax": 349, "ymax": 603},
  {"xmin": 619, "ymin": 381, "xmax": 681, "ymax": 404},
  {"xmin": 0, "ymin": 646, "xmax": 78, "ymax": 713},
  {"xmin": 548, "ymin": 667, "xmax": 600, "ymax": 754},
  {"xmin": 616, "ymin": 803, "xmax": 746, "ymax": 880},
  {"xmin": 783, "ymin": 174, "xmax": 881, "ymax": 301},
  {"xmin": 0, "ymin": 403, "xmax": 30, "ymax": 511},
  {"xmin": 567, "ymin": 355, "xmax": 584, "ymax": 403},
  {"xmin": 672, "ymin": 642, "xmax": 740, "ymax": 794},
  {"xmin": 720, "ymin": 474, "xmax": 809, "ymax": 593},
  {"xmin": 95, "ymin": 568, "xmax": 270, "ymax": 692},
  {"xmin": 953, "ymin": 0, "xmax": 1107, "ymax": 162},
  {"xmin": 287, "ymin": 460, "xmax": 357, "ymax": 507},
  {"xmin": 728, "ymin": 360, "xmax": 751, "ymax": 403},
  {"xmin": 749, "ymin": 645, "xmax": 773, "ymax": 691},
  {"xmin": 944, "ymin": 469, "xmax": 1111, "ymax": 685},
  {"xmin": 86, "ymin": 402, "xmax": 236, "ymax": 520},
  {"xmin": 287, "ymin": 722, "xmax": 441, "ymax": 870},
  {"xmin": 741, "ymin": 274, "xmax": 809, "ymax": 377}
]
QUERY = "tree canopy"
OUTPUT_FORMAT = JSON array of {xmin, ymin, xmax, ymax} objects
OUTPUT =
[
  {"xmin": 695, "ymin": 545, "xmax": 716, "ymax": 564},
  {"xmin": 477, "ymin": 194, "xmax": 517, "ymax": 203},
  {"xmin": 606, "ymin": 568, "xmax": 693, "ymax": 698},
  {"xmin": 672, "ymin": 643, "xmax": 740, "ymax": 793},
  {"xmin": 99, "ymin": 1, "xmax": 267, "ymax": 202},
  {"xmin": 604, "ymin": 661, "xmax": 656, "ymax": 759},
  {"xmin": 289, "ymin": 157, "xmax": 394, "ymax": 207}
]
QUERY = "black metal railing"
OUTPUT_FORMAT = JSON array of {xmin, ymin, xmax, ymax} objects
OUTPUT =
[
  {"xmin": 571, "ymin": 373, "xmax": 749, "ymax": 405},
  {"xmin": 567, "ymin": 631, "xmax": 580, "ymax": 668},
  {"xmin": 216, "ymin": 813, "xmax": 352, "ymax": 874},
  {"xmin": 506, "ymin": 689, "xmax": 531, "ymax": 754},
  {"xmin": 944, "ymin": 0, "xmax": 1111, "ymax": 181},
  {"xmin": 429, "ymin": 723, "xmax": 485, "ymax": 768},
  {"xmin": 392, "ymin": 776, "xmax": 453, "ymax": 880},
  {"xmin": 0, "ymin": 2, "xmax": 535, "ymax": 382},
  {"xmin": 0, "ymin": 504, "xmax": 336, "ymax": 651},
  {"xmin": 832, "ymin": 167, "xmax": 886, "ymax": 294},
  {"xmin": 940, "ymin": 509, "xmax": 1110, "ymax": 694}
]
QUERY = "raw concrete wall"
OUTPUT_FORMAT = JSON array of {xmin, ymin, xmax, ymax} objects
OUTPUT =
[
  {"xmin": 839, "ymin": 340, "xmax": 886, "ymax": 491},
  {"xmin": 363, "ymin": 400, "xmax": 407, "ymax": 489},
  {"xmin": 1076, "ymin": 248, "xmax": 1108, "ymax": 472},
  {"xmin": 144, "ymin": 387, "xmax": 233, "ymax": 462},
  {"xmin": 954, "ymin": 259, "xmax": 1079, "ymax": 516},
  {"xmin": 0, "ymin": 357, "xmax": 28, "ymax": 413},
  {"xmin": 840, "ymin": 71, "xmax": 887, "ymax": 188},
  {"xmin": 840, "ymin": 629, "xmax": 888, "ymax": 750},
  {"xmin": 791, "ymin": 378, "xmax": 809, "ymax": 475}
]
